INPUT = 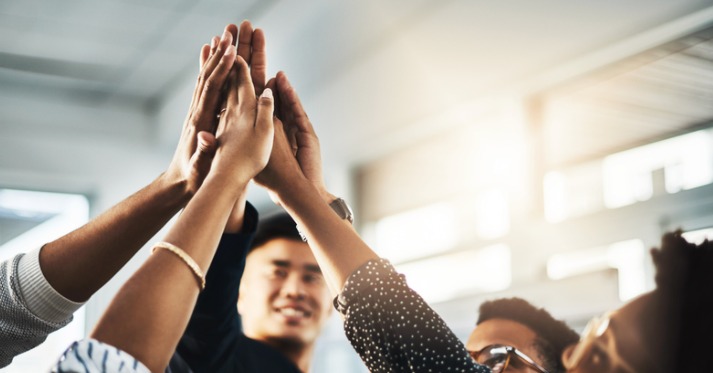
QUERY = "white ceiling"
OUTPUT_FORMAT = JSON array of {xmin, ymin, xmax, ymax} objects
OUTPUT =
[{"xmin": 1, "ymin": 0, "xmax": 713, "ymax": 189}]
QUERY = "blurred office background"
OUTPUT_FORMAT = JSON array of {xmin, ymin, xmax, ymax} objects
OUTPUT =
[{"xmin": 1, "ymin": 0, "xmax": 713, "ymax": 371}]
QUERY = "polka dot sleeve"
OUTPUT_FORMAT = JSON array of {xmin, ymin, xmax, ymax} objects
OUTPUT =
[{"xmin": 334, "ymin": 259, "xmax": 490, "ymax": 373}]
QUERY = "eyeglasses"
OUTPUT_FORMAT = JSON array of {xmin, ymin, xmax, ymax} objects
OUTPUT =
[
  {"xmin": 562, "ymin": 312, "xmax": 636, "ymax": 372},
  {"xmin": 469, "ymin": 344, "xmax": 551, "ymax": 373}
]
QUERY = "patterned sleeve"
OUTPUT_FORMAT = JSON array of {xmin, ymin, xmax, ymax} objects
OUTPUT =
[
  {"xmin": 0, "ymin": 250, "xmax": 80, "ymax": 368},
  {"xmin": 52, "ymin": 339, "xmax": 150, "ymax": 373},
  {"xmin": 334, "ymin": 258, "xmax": 490, "ymax": 373}
]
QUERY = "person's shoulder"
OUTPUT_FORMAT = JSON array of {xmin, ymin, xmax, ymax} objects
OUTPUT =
[{"xmin": 230, "ymin": 335, "xmax": 302, "ymax": 373}]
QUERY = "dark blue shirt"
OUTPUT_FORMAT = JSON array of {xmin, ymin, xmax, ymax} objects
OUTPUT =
[{"xmin": 167, "ymin": 204, "xmax": 301, "ymax": 373}]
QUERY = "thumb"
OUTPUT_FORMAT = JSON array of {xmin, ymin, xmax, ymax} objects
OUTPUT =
[
  {"xmin": 256, "ymin": 88, "xmax": 275, "ymax": 130},
  {"xmin": 189, "ymin": 131, "xmax": 216, "ymax": 176}
]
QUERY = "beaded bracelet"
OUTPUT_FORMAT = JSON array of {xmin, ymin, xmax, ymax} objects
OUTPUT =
[{"xmin": 152, "ymin": 242, "xmax": 206, "ymax": 291}]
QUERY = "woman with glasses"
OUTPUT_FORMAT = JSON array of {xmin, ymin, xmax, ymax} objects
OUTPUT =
[
  {"xmin": 257, "ymin": 73, "xmax": 712, "ymax": 373},
  {"xmin": 559, "ymin": 231, "xmax": 712, "ymax": 373}
]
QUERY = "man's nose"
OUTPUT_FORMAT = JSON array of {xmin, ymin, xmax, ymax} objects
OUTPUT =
[{"xmin": 281, "ymin": 273, "xmax": 307, "ymax": 300}]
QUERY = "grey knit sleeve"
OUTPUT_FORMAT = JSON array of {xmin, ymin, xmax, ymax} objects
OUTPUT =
[{"xmin": 0, "ymin": 248, "xmax": 83, "ymax": 368}]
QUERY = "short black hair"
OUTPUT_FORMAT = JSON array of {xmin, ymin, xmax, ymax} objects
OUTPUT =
[
  {"xmin": 477, "ymin": 297, "xmax": 578, "ymax": 373},
  {"xmin": 651, "ymin": 231, "xmax": 713, "ymax": 372},
  {"xmin": 250, "ymin": 212, "xmax": 302, "ymax": 252}
]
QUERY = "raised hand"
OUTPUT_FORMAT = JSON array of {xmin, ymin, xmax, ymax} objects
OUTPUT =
[
  {"xmin": 256, "ymin": 72, "xmax": 334, "ymax": 203},
  {"xmin": 211, "ymin": 56, "xmax": 274, "ymax": 185},
  {"xmin": 164, "ymin": 27, "xmax": 235, "ymax": 196},
  {"xmin": 236, "ymin": 21, "xmax": 268, "ymax": 94},
  {"xmin": 85, "ymin": 53, "xmax": 275, "ymax": 373},
  {"xmin": 205, "ymin": 21, "xmax": 270, "ymax": 232}
]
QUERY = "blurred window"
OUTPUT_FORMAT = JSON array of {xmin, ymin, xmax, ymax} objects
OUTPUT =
[
  {"xmin": 544, "ymin": 128, "xmax": 713, "ymax": 222},
  {"xmin": 370, "ymin": 202, "xmax": 458, "ymax": 263},
  {"xmin": 395, "ymin": 244, "xmax": 511, "ymax": 303},
  {"xmin": 682, "ymin": 227, "xmax": 713, "ymax": 245},
  {"xmin": 547, "ymin": 239, "xmax": 649, "ymax": 301},
  {"xmin": 0, "ymin": 188, "xmax": 88, "ymax": 373}
]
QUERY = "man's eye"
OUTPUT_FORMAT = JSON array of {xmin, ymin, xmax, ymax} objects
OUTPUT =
[
  {"xmin": 303, "ymin": 273, "xmax": 321, "ymax": 284},
  {"xmin": 271, "ymin": 268, "xmax": 288, "ymax": 278}
]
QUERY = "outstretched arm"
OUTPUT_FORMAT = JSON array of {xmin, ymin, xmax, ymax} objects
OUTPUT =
[
  {"xmin": 256, "ymin": 72, "xmax": 369, "ymax": 293},
  {"xmin": 254, "ymin": 76, "xmax": 487, "ymax": 372},
  {"xmin": 0, "ymin": 25, "xmax": 240, "ymax": 370},
  {"xmin": 224, "ymin": 20, "xmax": 267, "ymax": 233},
  {"xmin": 86, "ymin": 54, "xmax": 275, "ymax": 372},
  {"xmin": 38, "ymin": 26, "xmax": 239, "ymax": 303}
]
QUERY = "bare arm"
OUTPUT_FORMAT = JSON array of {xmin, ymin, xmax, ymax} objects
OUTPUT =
[
  {"xmin": 38, "ymin": 27, "xmax": 239, "ymax": 303},
  {"xmin": 90, "ymin": 53, "xmax": 275, "ymax": 372},
  {"xmin": 254, "ymin": 75, "xmax": 488, "ymax": 373},
  {"xmin": 225, "ymin": 21, "xmax": 267, "ymax": 233},
  {"xmin": 255, "ymin": 73, "xmax": 373, "ymax": 293}
]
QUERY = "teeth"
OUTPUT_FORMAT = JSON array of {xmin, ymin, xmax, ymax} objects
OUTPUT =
[{"xmin": 280, "ymin": 307, "xmax": 307, "ymax": 318}]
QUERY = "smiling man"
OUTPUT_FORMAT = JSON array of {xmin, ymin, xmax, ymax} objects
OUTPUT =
[
  {"xmin": 167, "ymin": 209, "xmax": 333, "ymax": 373},
  {"xmin": 237, "ymin": 214, "xmax": 333, "ymax": 370}
]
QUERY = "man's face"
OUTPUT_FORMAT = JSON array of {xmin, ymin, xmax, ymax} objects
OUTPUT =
[
  {"xmin": 466, "ymin": 318, "xmax": 548, "ymax": 373},
  {"xmin": 238, "ymin": 238, "xmax": 332, "ymax": 347}
]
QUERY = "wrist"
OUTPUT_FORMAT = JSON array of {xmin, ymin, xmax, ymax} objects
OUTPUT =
[
  {"xmin": 203, "ymin": 171, "xmax": 250, "ymax": 194},
  {"xmin": 276, "ymin": 174, "xmax": 317, "ymax": 208},
  {"xmin": 155, "ymin": 172, "xmax": 193, "ymax": 208},
  {"xmin": 317, "ymin": 187, "xmax": 336, "ymax": 204}
]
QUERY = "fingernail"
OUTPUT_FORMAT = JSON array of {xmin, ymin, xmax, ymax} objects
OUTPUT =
[
  {"xmin": 210, "ymin": 36, "xmax": 217, "ymax": 49},
  {"xmin": 260, "ymin": 88, "xmax": 273, "ymax": 99},
  {"xmin": 224, "ymin": 44, "xmax": 235, "ymax": 56},
  {"xmin": 221, "ymin": 29, "xmax": 230, "ymax": 41}
]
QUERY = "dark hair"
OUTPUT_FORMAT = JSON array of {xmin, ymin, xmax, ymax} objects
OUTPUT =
[
  {"xmin": 477, "ymin": 297, "xmax": 578, "ymax": 373},
  {"xmin": 652, "ymin": 231, "xmax": 713, "ymax": 372},
  {"xmin": 250, "ymin": 212, "xmax": 302, "ymax": 252}
]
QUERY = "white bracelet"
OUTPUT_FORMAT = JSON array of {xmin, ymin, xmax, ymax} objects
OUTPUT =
[{"xmin": 152, "ymin": 242, "xmax": 206, "ymax": 291}]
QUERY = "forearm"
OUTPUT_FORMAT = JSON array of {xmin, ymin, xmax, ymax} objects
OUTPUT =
[
  {"xmin": 40, "ymin": 173, "xmax": 191, "ymax": 302},
  {"xmin": 90, "ymin": 175, "xmax": 247, "ymax": 372},
  {"xmin": 176, "ymin": 208, "xmax": 257, "ymax": 369},
  {"xmin": 278, "ymin": 176, "xmax": 377, "ymax": 295},
  {"xmin": 224, "ymin": 191, "xmax": 248, "ymax": 233}
]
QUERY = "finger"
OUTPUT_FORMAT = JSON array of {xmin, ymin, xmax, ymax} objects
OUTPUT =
[
  {"xmin": 276, "ymin": 71, "xmax": 314, "ymax": 132},
  {"xmin": 194, "ymin": 44, "xmax": 236, "ymax": 131},
  {"xmin": 199, "ymin": 28, "xmax": 234, "ymax": 88},
  {"xmin": 265, "ymin": 77, "xmax": 281, "ymax": 119},
  {"xmin": 226, "ymin": 23, "xmax": 238, "ymax": 46},
  {"xmin": 208, "ymin": 35, "xmax": 220, "ymax": 59},
  {"xmin": 237, "ymin": 21, "xmax": 254, "ymax": 65},
  {"xmin": 199, "ymin": 44, "xmax": 210, "ymax": 68},
  {"xmin": 235, "ymin": 56, "xmax": 257, "ymax": 111},
  {"xmin": 190, "ymin": 30, "xmax": 233, "ymax": 114},
  {"xmin": 188, "ymin": 131, "xmax": 217, "ymax": 180},
  {"xmin": 285, "ymin": 122, "xmax": 299, "ymax": 155},
  {"xmin": 256, "ymin": 88, "xmax": 274, "ymax": 130},
  {"xmin": 224, "ymin": 64, "xmax": 240, "ymax": 123},
  {"xmin": 251, "ymin": 28, "xmax": 267, "ymax": 94},
  {"xmin": 200, "ymin": 36, "xmax": 220, "ymax": 69},
  {"xmin": 265, "ymin": 77, "xmax": 276, "ymax": 92},
  {"xmin": 273, "ymin": 117, "xmax": 290, "ymax": 152},
  {"xmin": 196, "ymin": 131, "xmax": 216, "ymax": 157},
  {"xmin": 188, "ymin": 39, "xmax": 218, "ymax": 114}
]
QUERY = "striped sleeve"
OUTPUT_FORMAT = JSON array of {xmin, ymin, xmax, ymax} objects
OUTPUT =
[{"xmin": 52, "ymin": 339, "xmax": 150, "ymax": 373}]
